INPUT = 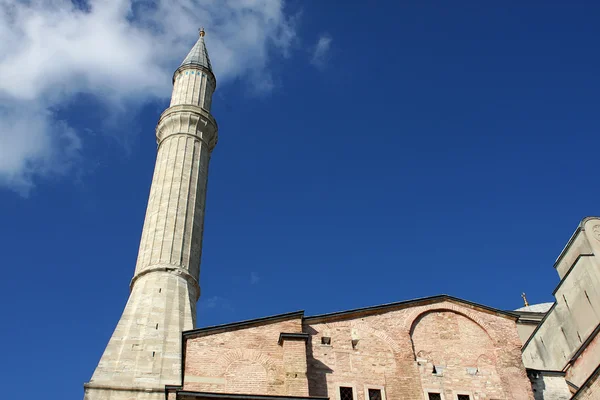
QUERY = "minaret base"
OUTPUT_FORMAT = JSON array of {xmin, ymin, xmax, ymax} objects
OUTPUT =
[{"xmin": 85, "ymin": 270, "xmax": 197, "ymax": 396}]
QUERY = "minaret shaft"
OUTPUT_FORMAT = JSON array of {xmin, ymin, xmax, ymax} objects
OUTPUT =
[
  {"xmin": 135, "ymin": 131, "xmax": 209, "ymax": 281},
  {"xmin": 84, "ymin": 33, "xmax": 217, "ymax": 400}
]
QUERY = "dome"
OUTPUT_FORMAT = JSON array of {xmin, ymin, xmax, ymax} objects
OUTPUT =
[{"xmin": 514, "ymin": 302, "xmax": 554, "ymax": 313}]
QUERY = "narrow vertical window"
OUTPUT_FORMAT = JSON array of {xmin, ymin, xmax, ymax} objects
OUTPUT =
[
  {"xmin": 368, "ymin": 388, "xmax": 382, "ymax": 400},
  {"xmin": 339, "ymin": 387, "xmax": 353, "ymax": 400}
]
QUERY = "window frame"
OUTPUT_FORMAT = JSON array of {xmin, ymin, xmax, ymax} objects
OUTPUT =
[
  {"xmin": 336, "ymin": 384, "xmax": 357, "ymax": 400},
  {"xmin": 363, "ymin": 384, "xmax": 386, "ymax": 400},
  {"xmin": 422, "ymin": 389, "xmax": 445, "ymax": 400},
  {"xmin": 453, "ymin": 391, "xmax": 473, "ymax": 400}
]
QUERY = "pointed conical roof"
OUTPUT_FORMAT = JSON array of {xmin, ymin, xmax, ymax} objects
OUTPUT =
[{"xmin": 179, "ymin": 29, "xmax": 213, "ymax": 72}]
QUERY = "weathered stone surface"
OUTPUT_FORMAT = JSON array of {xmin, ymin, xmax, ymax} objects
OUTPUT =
[
  {"xmin": 522, "ymin": 217, "xmax": 600, "ymax": 399},
  {"xmin": 574, "ymin": 368, "xmax": 600, "ymax": 399},
  {"xmin": 527, "ymin": 370, "xmax": 571, "ymax": 400}
]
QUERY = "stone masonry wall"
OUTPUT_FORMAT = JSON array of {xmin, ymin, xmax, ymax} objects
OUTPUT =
[{"xmin": 527, "ymin": 372, "xmax": 571, "ymax": 400}]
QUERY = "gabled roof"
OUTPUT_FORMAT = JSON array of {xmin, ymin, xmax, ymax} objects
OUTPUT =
[
  {"xmin": 184, "ymin": 295, "xmax": 519, "ymax": 341},
  {"xmin": 303, "ymin": 294, "xmax": 520, "ymax": 324},
  {"xmin": 183, "ymin": 310, "xmax": 304, "ymax": 339}
]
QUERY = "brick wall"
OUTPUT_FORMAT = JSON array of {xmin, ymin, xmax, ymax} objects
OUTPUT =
[
  {"xmin": 413, "ymin": 311, "xmax": 506, "ymax": 399},
  {"xmin": 182, "ymin": 316, "xmax": 305, "ymax": 396},
  {"xmin": 305, "ymin": 300, "xmax": 533, "ymax": 400},
  {"xmin": 181, "ymin": 300, "xmax": 533, "ymax": 400},
  {"xmin": 567, "ymin": 328, "xmax": 600, "ymax": 388},
  {"xmin": 573, "ymin": 369, "xmax": 600, "ymax": 399}
]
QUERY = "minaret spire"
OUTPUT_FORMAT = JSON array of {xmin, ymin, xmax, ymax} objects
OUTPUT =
[
  {"xmin": 178, "ymin": 27, "xmax": 213, "ymax": 78},
  {"xmin": 84, "ymin": 32, "xmax": 219, "ymax": 400}
]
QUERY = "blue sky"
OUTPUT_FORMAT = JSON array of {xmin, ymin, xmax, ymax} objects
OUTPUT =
[{"xmin": 0, "ymin": 0, "xmax": 599, "ymax": 398}]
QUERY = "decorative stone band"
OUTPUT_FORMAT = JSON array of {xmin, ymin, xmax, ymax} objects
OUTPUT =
[
  {"xmin": 173, "ymin": 64, "xmax": 217, "ymax": 89},
  {"xmin": 130, "ymin": 264, "xmax": 201, "ymax": 301},
  {"xmin": 156, "ymin": 105, "xmax": 218, "ymax": 150}
]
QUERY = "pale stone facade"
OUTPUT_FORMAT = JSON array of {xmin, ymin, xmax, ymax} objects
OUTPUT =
[
  {"xmin": 527, "ymin": 370, "xmax": 572, "ymax": 400},
  {"xmin": 84, "ymin": 33, "xmax": 600, "ymax": 400},
  {"xmin": 521, "ymin": 217, "xmax": 600, "ymax": 398}
]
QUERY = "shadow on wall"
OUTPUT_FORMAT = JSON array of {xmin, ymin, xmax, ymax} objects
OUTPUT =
[{"xmin": 306, "ymin": 330, "xmax": 333, "ymax": 398}]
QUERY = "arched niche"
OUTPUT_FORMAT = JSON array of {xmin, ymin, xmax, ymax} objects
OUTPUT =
[{"xmin": 410, "ymin": 310, "xmax": 496, "ymax": 367}]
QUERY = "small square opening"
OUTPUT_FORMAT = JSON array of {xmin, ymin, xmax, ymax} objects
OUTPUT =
[
  {"xmin": 427, "ymin": 393, "xmax": 441, "ymax": 400},
  {"xmin": 321, "ymin": 336, "xmax": 331, "ymax": 345}
]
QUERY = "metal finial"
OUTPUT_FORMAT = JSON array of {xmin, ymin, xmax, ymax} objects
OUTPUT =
[
  {"xmin": 199, "ymin": 27, "xmax": 205, "ymax": 37},
  {"xmin": 521, "ymin": 292, "xmax": 529, "ymax": 307}
]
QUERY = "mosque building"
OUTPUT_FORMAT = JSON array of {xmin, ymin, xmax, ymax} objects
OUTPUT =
[{"xmin": 83, "ymin": 31, "xmax": 600, "ymax": 400}]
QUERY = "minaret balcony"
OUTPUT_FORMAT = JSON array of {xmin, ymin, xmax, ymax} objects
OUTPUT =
[{"xmin": 156, "ymin": 104, "xmax": 218, "ymax": 150}]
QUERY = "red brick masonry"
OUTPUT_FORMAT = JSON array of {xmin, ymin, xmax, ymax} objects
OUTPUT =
[{"xmin": 181, "ymin": 296, "xmax": 534, "ymax": 400}]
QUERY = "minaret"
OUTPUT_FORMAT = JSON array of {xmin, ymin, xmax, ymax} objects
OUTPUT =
[{"xmin": 84, "ymin": 29, "xmax": 218, "ymax": 400}]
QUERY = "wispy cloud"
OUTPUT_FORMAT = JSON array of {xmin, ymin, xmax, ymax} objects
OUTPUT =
[
  {"xmin": 199, "ymin": 296, "xmax": 234, "ymax": 312},
  {"xmin": 311, "ymin": 33, "xmax": 332, "ymax": 69},
  {"xmin": 0, "ymin": 0, "xmax": 298, "ymax": 195},
  {"xmin": 250, "ymin": 271, "xmax": 260, "ymax": 285}
]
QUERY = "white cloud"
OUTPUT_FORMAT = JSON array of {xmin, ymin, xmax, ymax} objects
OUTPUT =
[
  {"xmin": 0, "ymin": 0, "xmax": 297, "ymax": 195},
  {"xmin": 310, "ymin": 33, "xmax": 332, "ymax": 69},
  {"xmin": 250, "ymin": 271, "xmax": 260, "ymax": 285}
]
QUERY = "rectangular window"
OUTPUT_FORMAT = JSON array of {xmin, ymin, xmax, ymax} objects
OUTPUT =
[
  {"xmin": 340, "ymin": 386, "xmax": 354, "ymax": 400},
  {"xmin": 428, "ymin": 393, "xmax": 442, "ymax": 400},
  {"xmin": 457, "ymin": 396, "xmax": 470, "ymax": 400},
  {"xmin": 368, "ymin": 388, "xmax": 382, "ymax": 400}
]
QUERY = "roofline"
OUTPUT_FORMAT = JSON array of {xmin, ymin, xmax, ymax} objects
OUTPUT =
[
  {"xmin": 182, "ymin": 295, "xmax": 519, "ymax": 341},
  {"xmin": 517, "ymin": 318, "xmax": 545, "ymax": 325},
  {"xmin": 183, "ymin": 310, "xmax": 304, "ymax": 338},
  {"xmin": 303, "ymin": 294, "xmax": 520, "ymax": 324},
  {"xmin": 553, "ymin": 216, "xmax": 600, "ymax": 269},
  {"xmin": 526, "ymin": 368, "xmax": 567, "ymax": 377},
  {"xmin": 553, "ymin": 254, "xmax": 594, "ymax": 295},
  {"xmin": 174, "ymin": 391, "xmax": 328, "ymax": 400},
  {"xmin": 569, "ymin": 322, "xmax": 600, "ymax": 364},
  {"xmin": 572, "ymin": 360, "xmax": 600, "ymax": 399},
  {"xmin": 512, "ymin": 311, "xmax": 549, "ymax": 317}
]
